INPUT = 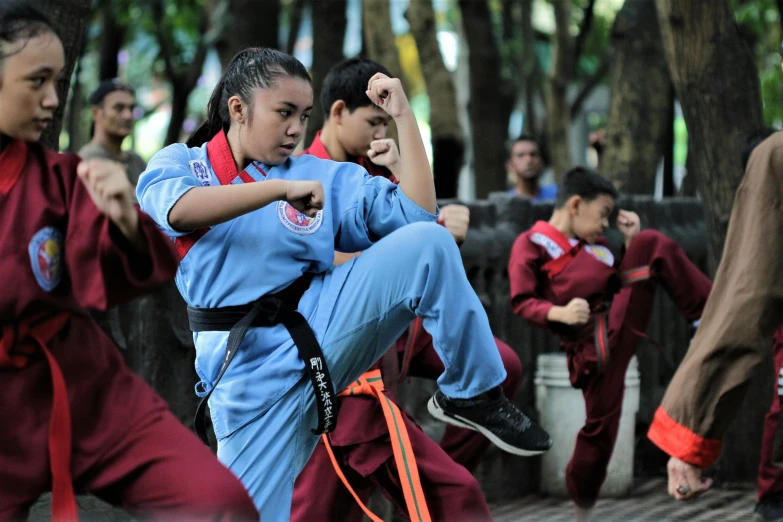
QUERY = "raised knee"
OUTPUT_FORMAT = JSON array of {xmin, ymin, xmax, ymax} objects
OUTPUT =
[
  {"xmin": 633, "ymin": 229, "xmax": 674, "ymax": 249},
  {"xmin": 403, "ymin": 221, "xmax": 458, "ymax": 253}
]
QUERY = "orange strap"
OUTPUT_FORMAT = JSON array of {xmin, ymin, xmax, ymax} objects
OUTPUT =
[
  {"xmin": 1, "ymin": 313, "xmax": 77, "ymax": 522},
  {"xmin": 322, "ymin": 369, "xmax": 432, "ymax": 522}
]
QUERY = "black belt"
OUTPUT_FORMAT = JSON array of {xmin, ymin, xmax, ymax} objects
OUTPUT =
[{"xmin": 187, "ymin": 273, "xmax": 337, "ymax": 444}]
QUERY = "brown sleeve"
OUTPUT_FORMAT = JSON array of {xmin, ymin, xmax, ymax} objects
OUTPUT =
[{"xmin": 648, "ymin": 132, "xmax": 783, "ymax": 467}]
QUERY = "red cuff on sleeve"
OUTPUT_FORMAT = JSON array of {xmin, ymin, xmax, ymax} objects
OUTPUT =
[{"xmin": 647, "ymin": 407, "xmax": 722, "ymax": 468}]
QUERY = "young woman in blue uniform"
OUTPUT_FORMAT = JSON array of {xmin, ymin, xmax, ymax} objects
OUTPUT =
[{"xmin": 137, "ymin": 48, "xmax": 550, "ymax": 520}]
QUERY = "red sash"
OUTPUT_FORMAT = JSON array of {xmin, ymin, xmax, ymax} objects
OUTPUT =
[{"xmin": 1, "ymin": 312, "xmax": 77, "ymax": 522}]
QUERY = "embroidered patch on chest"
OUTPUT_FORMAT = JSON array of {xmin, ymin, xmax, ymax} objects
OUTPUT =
[
  {"xmin": 277, "ymin": 201, "xmax": 323, "ymax": 235},
  {"xmin": 28, "ymin": 226, "xmax": 64, "ymax": 292},
  {"xmin": 585, "ymin": 245, "xmax": 614, "ymax": 266},
  {"xmin": 189, "ymin": 160, "xmax": 212, "ymax": 186}
]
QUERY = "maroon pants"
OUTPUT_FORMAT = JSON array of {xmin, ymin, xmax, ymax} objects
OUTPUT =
[
  {"xmin": 566, "ymin": 230, "xmax": 712, "ymax": 508},
  {"xmin": 0, "ymin": 321, "xmax": 257, "ymax": 522},
  {"xmin": 291, "ymin": 336, "xmax": 521, "ymax": 521},
  {"xmin": 757, "ymin": 326, "xmax": 783, "ymax": 502}
]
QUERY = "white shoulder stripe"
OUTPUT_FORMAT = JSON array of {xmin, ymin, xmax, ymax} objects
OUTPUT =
[{"xmin": 529, "ymin": 232, "xmax": 565, "ymax": 259}]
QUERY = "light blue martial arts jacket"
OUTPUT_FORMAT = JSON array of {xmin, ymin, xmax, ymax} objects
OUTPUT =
[{"xmin": 136, "ymin": 132, "xmax": 438, "ymax": 441}]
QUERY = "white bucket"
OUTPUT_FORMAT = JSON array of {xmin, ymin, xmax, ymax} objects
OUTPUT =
[{"xmin": 535, "ymin": 352, "xmax": 640, "ymax": 498}]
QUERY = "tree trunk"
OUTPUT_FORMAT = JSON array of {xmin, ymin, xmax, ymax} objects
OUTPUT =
[
  {"xmin": 166, "ymin": 83, "xmax": 190, "ymax": 146},
  {"xmin": 214, "ymin": 0, "xmax": 281, "ymax": 67},
  {"xmin": 679, "ymin": 138, "xmax": 698, "ymax": 196},
  {"xmin": 656, "ymin": 0, "xmax": 767, "ymax": 483},
  {"xmin": 601, "ymin": 0, "xmax": 671, "ymax": 194},
  {"xmin": 65, "ymin": 57, "xmax": 86, "ymax": 153},
  {"xmin": 38, "ymin": 0, "xmax": 92, "ymax": 151},
  {"xmin": 363, "ymin": 0, "xmax": 402, "ymax": 78},
  {"xmin": 153, "ymin": 0, "xmax": 214, "ymax": 146},
  {"xmin": 98, "ymin": 2, "xmax": 124, "ymax": 80},
  {"xmin": 304, "ymin": 0, "xmax": 347, "ymax": 148},
  {"xmin": 286, "ymin": 0, "xmax": 306, "ymax": 55},
  {"xmin": 656, "ymin": 0, "xmax": 764, "ymax": 273},
  {"xmin": 521, "ymin": 0, "xmax": 539, "ymax": 135},
  {"xmin": 406, "ymin": 0, "xmax": 464, "ymax": 199},
  {"xmin": 544, "ymin": 0, "xmax": 572, "ymax": 180},
  {"xmin": 459, "ymin": 0, "xmax": 515, "ymax": 198}
]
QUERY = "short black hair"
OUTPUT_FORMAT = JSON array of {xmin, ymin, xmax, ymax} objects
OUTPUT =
[
  {"xmin": 508, "ymin": 134, "xmax": 546, "ymax": 164},
  {"xmin": 321, "ymin": 58, "xmax": 391, "ymax": 119},
  {"xmin": 555, "ymin": 166, "xmax": 618, "ymax": 208},
  {"xmin": 89, "ymin": 78, "xmax": 135, "ymax": 106},
  {"xmin": 742, "ymin": 127, "xmax": 777, "ymax": 170}
]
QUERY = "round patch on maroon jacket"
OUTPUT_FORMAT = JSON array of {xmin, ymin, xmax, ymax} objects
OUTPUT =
[
  {"xmin": 277, "ymin": 201, "xmax": 323, "ymax": 235},
  {"xmin": 28, "ymin": 226, "xmax": 64, "ymax": 292}
]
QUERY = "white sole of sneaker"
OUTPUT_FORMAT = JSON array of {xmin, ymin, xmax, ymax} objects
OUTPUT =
[{"xmin": 427, "ymin": 397, "xmax": 551, "ymax": 457}]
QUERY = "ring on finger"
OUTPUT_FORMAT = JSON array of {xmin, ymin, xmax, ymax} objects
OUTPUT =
[{"xmin": 676, "ymin": 484, "xmax": 691, "ymax": 496}]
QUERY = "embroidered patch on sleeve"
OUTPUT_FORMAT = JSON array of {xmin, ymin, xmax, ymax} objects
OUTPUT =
[
  {"xmin": 189, "ymin": 160, "xmax": 213, "ymax": 186},
  {"xmin": 585, "ymin": 245, "xmax": 615, "ymax": 266}
]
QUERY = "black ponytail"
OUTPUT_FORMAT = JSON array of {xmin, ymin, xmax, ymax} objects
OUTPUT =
[
  {"xmin": 186, "ymin": 47, "xmax": 312, "ymax": 148},
  {"xmin": 0, "ymin": 0, "xmax": 60, "ymax": 64}
]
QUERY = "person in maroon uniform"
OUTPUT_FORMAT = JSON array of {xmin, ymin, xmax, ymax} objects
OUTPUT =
[
  {"xmin": 756, "ymin": 330, "xmax": 783, "ymax": 522},
  {"xmin": 0, "ymin": 3, "xmax": 257, "ymax": 521},
  {"xmin": 290, "ymin": 58, "xmax": 541, "ymax": 522},
  {"xmin": 508, "ymin": 166, "xmax": 712, "ymax": 521}
]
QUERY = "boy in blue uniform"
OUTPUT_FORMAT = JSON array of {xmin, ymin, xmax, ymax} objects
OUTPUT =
[{"xmin": 137, "ymin": 48, "xmax": 551, "ymax": 520}]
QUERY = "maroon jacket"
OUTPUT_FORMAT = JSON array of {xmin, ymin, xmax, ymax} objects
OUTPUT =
[
  {"xmin": 508, "ymin": 220, "xmax": 625, "ymax": 385},
  {"xmin": 0, "ymin": 139, "xmax": 178, "ymax": 519},
  {"xmin": 1, "ymin": 141, "xmax": 178, "ymax": 322}
]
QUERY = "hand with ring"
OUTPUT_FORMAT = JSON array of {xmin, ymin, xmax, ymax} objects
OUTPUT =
[{"xmin": 667, "ymin": 457, "xmax": 713, "ymax": 500}]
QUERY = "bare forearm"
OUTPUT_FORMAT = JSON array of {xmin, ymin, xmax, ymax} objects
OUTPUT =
[
  {"xmin": 169, "ymin": 179, "xmax": 287, "ymax": 230},
  {"xmin": 395, "ymin": 112, "xmax": 436, "ymax": 214}
]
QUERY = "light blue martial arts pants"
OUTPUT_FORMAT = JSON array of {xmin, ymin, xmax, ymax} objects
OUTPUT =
[{"xmin": 216, "ymin": 222, "xmax": 507, "ymax": 521}]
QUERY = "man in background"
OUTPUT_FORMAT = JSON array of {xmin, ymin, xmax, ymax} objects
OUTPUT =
[
  {"xmin": 79, "ymin": 79, "xmax": 146, "ymax": 195},
  {"xmin": 507, "ymin": 134, "xmax": 557, "ymax": 201}
]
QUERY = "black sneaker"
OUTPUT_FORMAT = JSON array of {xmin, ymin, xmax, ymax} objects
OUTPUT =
[
  {"xmin": 427, "ymin": 388, "xmax": 553, "ymax": 456},
  {"xmin": 755, "ymin": 499, "xmax": 783, "ymax": 522}
]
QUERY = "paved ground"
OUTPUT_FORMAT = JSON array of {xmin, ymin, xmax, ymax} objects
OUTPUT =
[
  {"xmin": 29, "ymin": 478, "xmax": 757, "ymax": 521},
  {"xmin": 490, "ymin": 478, "xmax": 757, "ymax": 522}
]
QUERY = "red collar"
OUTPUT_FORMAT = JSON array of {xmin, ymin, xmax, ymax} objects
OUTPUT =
[
  {"xmin": 530, "ymin": 221, "xmax": 576, "ymax": 253},
  {"xmin": 302, "ymin": 130, "xmax": 399, "ymax": 184},
  {"xmin": 206, "ymin": 130, "xmax": 263, "ymax": 185},
  {"xmin": 531, "ymin": 221, "xmax": 586, "ymax": 278},
  {"xmin": 301, "ymin": 130, "xmax": 331, "ymax": 160},
  {"xmin": 0, "ymin": 139, "xmax": 28, "ymax": 195}
]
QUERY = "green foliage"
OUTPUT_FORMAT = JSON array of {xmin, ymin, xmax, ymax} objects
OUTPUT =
[{"xmin": 734, "ymin": 0, "xmax": 783, "ymax": 126}]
